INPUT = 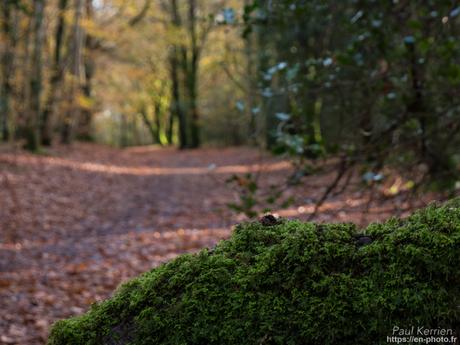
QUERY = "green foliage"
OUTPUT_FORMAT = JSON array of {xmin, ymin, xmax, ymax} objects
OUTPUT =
[
  {"xmin": 48, "ymin": 199, "xmax": 460, "ymax": 345},
  {"xmin": 226, "ymin": 173, "xmax": 259, "ymax": 218},
  {"xmin": 244, "ymin": 0, "xmax": 460, "ymax": 187},
  {"xmin": 225, "ymin": 173, "xmax": 293, "ymax": 218}
]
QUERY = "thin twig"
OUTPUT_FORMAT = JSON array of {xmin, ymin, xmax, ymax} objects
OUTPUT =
[
  {"xmin": 308, "ymin": 156, "xmax": 351, "ymax": 221},
  {"xmin": 360, "ymin": 184, "xmax": 376, "ymax": 227}
]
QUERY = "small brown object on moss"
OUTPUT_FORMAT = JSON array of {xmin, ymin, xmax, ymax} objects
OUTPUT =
[{"xmin": 259, "ymin": 214, "xmax": 280, "ymax": 226}]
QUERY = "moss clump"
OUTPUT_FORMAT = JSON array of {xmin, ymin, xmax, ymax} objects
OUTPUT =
[{"xmin": 48, "ymin": 199, "xmax": 460, "ymax": 345}]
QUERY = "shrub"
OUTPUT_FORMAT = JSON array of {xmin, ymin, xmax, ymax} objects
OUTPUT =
[{"xmin": 48, "ymin": 199, "xmax": 460, "ymax": 345}]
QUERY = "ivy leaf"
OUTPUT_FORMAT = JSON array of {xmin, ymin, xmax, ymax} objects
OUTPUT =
[
  {"xmin": 351, "ymin": 10, "xmax": 363, "ymax": 23},
  {"xmin": 404, "ymin": 36, "xmax": 416, "ymax": 45},
  {"xmin": 235, "ymin": 100, "xmax": 245, "ymax": 112},
  {"xmin": 323, "ymin": 57, "xmax": 333, "ymax": 67},
  {"xmin": 275, "ymin": 112, "xmax": 290, "ymax": 121},
  {"xmin": 450, "ymin": 7, "xmax": 460, "ymax": 18}
]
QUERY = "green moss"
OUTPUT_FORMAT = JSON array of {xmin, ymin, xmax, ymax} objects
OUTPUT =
[{"xmin": 48, "ymin": 199, "xmax": 460, "ymax": 345}]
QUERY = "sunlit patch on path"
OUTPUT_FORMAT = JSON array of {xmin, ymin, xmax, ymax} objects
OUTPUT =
[{"xmin": 1, "ymin": 155, "xmax": 290, "ymax": 176}]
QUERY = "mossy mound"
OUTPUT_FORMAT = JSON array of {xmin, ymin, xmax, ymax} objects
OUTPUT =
[{"xmin": 48, "ymin": 199, "xmax": 460, "ymax": 345}]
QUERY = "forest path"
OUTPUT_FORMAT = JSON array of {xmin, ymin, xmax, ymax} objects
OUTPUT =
[
  {"xmin": 0, "ymin": 143, "xmax": 435, "ymax": 344},
  {"xmin": 0, "ymin": 143, "xmax": 284, "ymax": 344}
]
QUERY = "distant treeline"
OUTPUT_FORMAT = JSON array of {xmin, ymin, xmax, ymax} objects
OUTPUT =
[
  {"xmin": 0, "ymin": 0, "xmax": 95, "ymax": 150},
  {"xmin": 0, "ymin": 0, "xmax": 226, "ymax": 150},
  {"xmin": 1, "ymin": 0, "xmax": 459, "ymax": 187}
]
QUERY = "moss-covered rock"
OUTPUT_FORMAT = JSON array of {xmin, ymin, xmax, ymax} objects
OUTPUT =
[{"xmin": 48, "ymin": 199, "xmax": 460, "ymax": 345}]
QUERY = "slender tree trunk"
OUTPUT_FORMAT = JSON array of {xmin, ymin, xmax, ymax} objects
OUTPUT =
[
  {"xmin": 170, "ymin": 51, "xmax": 187, "ymax": 148},
  {"xmin": 167, "ymin": 109, "xmax": 174, "ymax": 145},
  {"xmin": 254, "ymin": 1, "xmax": 275, "ymax": 148},
  {"xmin": 41, "ymin": 0, "xmax": 68, "ymax": 145},
  {"xmin": 0, "ymin": 0, "xmax": 15, "ymax": 141},
  {"xmin": 77, "ymin": 56, "xmax": 94, "ymax": 141},
  {"xmin": 61, "ymin": 0, "xmax": 85, "ymax": 144},
  {"xmin": 26, "ymin": 0, "xmax": 46, "ymax": 151},
  {"xmin": 76, "ymin": 0, "xmax": 95, "ymax": 141},
  {"xmin": 187, "ymin": 0, "xmax": 200, "ymax": 148},
  {"xmin": 187, "ymin": 64, "xmax": 199, "ymax": 148},
  {"xmin": 169, "ymin": 0, "xmax": 188, "ymax": 148},
  {"xmin": 153, "ymin": 99, "xmax": 163, "ymax": 144},
  {"xmin": 139, "ymin": 105, "xmax": 159, "ymax": 144},
  {"xmin": 119, "ymin": 113, "xmax": 128, "ymax": 147},
  {"xmin": 17, "ymin": 12, "xmax": 32, "ymax": 139},
  {"xmin": 243, "ymin": 0, "xmax": 257, "ymax": 144}
]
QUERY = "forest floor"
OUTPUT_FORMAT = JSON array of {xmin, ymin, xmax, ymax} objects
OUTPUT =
[{"xmin": 0, "ymin": 143, "xmax": 443, "ymax": 344}]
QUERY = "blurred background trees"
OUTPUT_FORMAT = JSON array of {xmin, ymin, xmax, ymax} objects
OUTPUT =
[
  {"xmin": 243, "ymin": 0, "xmax": 460, "ymax": 189},
  {"xmin": 0, "ymin": 0, "xmax": 459, "ymax": 188}
]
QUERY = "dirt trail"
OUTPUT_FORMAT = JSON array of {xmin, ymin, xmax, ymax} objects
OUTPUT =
[
  {"xmin": 0, "ymin": 144, "xmax": 437, "ymax": 344},
  {"xmin": 0, "ymin": 144, "xmax": 286, "ymax": 344}
]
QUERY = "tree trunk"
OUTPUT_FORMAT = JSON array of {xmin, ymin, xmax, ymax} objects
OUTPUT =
[
  {"xmin": 253, "ymin": 2, "xmax": 276, "ymax": 149},
  {"xmin": 0, "ymin": 0, "xmax": 16, "ymax": 141},
  {"xmin": 61, "ymin": 0, "xmax": 85, "ymax": 144},
  {"xmin": 169, "ymin": 0, "xmax": 188, "ymax": 149},
  {"xmin": 154, "ymin": 100, "xmax": 162, "ymax": 144},
  {"xmin": 77, "ymin": 56, "xmax": 94, "ymax": 141},
  {"xmin": 167, "ymin": 101, "xmax": 174, "ymax": 144},
  {"xmin": 119, "ymin": 113, "xmax": 128, "ymax": 147},
  {"xmin": 187, "ymin": 0, "xmax": 200, "ymax": 148},
  {"xmin": 188, "ymin": 68, "xmax": 200, "ymax": 148},
  {"xmin": 76, "ymin": 0, "xmax": 95, "ymax": 141},
  {"xmin": 139, "ymin": 105, "xmax": 159, "ymax": 144},
  {"xmin": 41, "ymin": 0, "xmax": 68, "ymax": 145},
  {"xmin": 17, "ymin": 11, "xmax": 32, "ymax": 139},
  {"xmin": 26, "ymin": 0, "xmax": 46, "ymax": 151},
  {"xmin": 243, "ymin": 0, "xmax": 257, "ymax": 144},
  {"xmin": 170, "ymin": 51, "xmax": 187, "ymax": 148}
]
